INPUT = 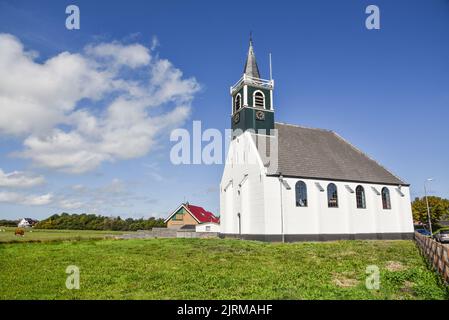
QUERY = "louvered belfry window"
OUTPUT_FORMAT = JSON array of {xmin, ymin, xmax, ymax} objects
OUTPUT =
[
  {"xmin": 234, "ymin": 94, "xmax": 242, "ymax": 112},
  {"xmin": 254, "ymin": 91, "xmax": 265, "ymax": 108}
]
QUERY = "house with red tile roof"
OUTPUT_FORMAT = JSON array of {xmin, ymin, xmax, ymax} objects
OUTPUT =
[{"xmin": 164, "ymin": 203, "xmax": 220, "ymax": 231}]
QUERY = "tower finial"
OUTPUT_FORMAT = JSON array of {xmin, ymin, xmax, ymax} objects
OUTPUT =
[{"xmin": 243, "ymin": 33, "xmax": 260, "ymax": 79}]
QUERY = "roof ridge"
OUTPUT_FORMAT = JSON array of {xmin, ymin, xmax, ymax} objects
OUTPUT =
[
  {"xmin": 275, "ymin": 122, "xmax": 333, "ymax": 133},
  {"xmin": 331, "ymin": 131, "xmax": 407, "ymax": 185}
]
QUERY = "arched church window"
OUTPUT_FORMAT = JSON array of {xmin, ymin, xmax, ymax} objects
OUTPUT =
[
  {"xmin": 295, "ymin": 181, "xmax": 307, "ymax": 207},
  {"xmin": 356, "ymin": 185, "xmax": 366, "ymax": 209},
  {"xmin": 327, "ymin": 183, "xmax": 338, "ymax": 208},
  {"xmin": 234, "ymin": 93, "xmax": 242, "ymax": 112},
  {"xmin": 253, "ymin": 91, "xmax": 265, "ymax": 108},
  {"xmin": 382, "ymin": 187, "xmax": 391, "ymax": 210}
]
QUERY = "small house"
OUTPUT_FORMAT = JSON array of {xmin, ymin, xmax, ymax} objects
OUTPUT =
[
  {"xmin": 165, "ymin": 203, "xmax": 220, "ymax": 231},
  {"xmin": 18, "ymin": 218, "xmax": 38, "ymax": 228}
]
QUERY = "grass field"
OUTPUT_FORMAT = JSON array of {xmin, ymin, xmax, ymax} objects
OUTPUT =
[
  {"xmin": 0, "ymin": 227, "xmax": 127, "ymax": 243},
  {"xmin": 0, "ymin": 237, "xmax": 447, "ymax": 300}
]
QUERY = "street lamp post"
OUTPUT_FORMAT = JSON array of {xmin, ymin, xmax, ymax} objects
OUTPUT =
[{"xmin": 424, "ymin": 178, "xmax": 434, "ymax": 236}]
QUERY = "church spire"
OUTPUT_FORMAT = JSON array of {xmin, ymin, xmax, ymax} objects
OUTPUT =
[
  {"xmin": 230, "ymin": 35, "xmax": 274, "ymax": 135},
  {"xmin": 243, "ymin": 34, "xmax": 261, "ymax": 79}
]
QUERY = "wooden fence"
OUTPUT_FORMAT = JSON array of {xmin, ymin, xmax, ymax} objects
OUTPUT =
[{"xmin": 414, "ymin": 232, "xmax": 449, "ymax": 284}]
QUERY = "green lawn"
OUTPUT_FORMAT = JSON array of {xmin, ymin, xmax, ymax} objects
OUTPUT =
[
  {"xmin": 0, "ymin": 238, "xmax": 447, "ymax": 300},
  {"xmin": 0, "ymin": 227, "xmax": 126, "ymax": 243}
]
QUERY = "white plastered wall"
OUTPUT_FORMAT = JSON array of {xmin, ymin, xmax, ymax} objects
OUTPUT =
[{"xmin": 262, "ymin": 177, "xmax": 414, "ymax": 235}]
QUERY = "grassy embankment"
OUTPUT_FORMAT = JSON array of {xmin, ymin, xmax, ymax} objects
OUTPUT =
[{"xmin": 0, "ymin": 236, "xmax": 447, "ymax": 300}]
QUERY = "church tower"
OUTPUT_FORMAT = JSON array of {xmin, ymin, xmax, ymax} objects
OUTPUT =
[{"xmin": 230, "ymin": 38, "xmax": 275, "ymax": 135}]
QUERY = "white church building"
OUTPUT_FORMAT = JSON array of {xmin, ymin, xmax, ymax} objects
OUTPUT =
[{"xmin": 219, "ymin": 39, "xmax": 414, "ymax": 241}]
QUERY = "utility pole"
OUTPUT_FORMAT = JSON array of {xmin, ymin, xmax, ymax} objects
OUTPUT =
[{"xmin": 424, "ymin": 178, "xmax": 434, "ymax": 236}]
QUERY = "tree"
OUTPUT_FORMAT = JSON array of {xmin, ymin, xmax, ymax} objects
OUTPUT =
[
  {"xmin": 412, "ymin": 196, "xmax": 449, "ymax": 228},
  {"xmin": 34, "ymin": 213, "xmax": 166, "ymax": 231},
  {"xmin": 0, "ymin": 219, "xmax": 19, "ymax": 227}
]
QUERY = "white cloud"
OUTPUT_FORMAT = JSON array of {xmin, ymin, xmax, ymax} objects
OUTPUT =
[
  {"xmin": 0, "ymin": 191, "xmax": 53, "ymax": 206},
  {"xmin": 24, "ymin": 193, "xmax": 53, "ymax": 206},
  {"xmin": 85, "ymin": 41, "xmax": 151, "ymax": 68},
  {"xmin": 0, "ymin": 33, "xmax": 200, "ymax": 173},
  {"xmin": 150, "ymin": 36, "xmax": 159, "ymax": 51},
  {"xmin": 143, "ymin": 162, "xmax": 164, "ymax": 182},
  {"xmin": 20, "ymin": 129, "xmax": 111, "ymax": 174},
  {"xmin": 54, "ymin": 179, "xmax": 137, "ymax": 213},
  {"xmin": 0, "ymin": 169, "xmax": 45, "ymax": 188},
  {"xmin": 0, "ymin": 34, "xmax": 113, "ymax": 136},
  {"xmin": 58, "ymin": 198, "xmax": 84, "ymax": 210}
]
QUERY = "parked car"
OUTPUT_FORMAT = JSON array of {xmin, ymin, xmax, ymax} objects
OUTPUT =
[
  {"xmin": 415, "ymin": 228, "xmax": 432, "ymax": 237},
  {"xmin": 434, "ymin": 229, "xmax": 449, "ymax": 243}
]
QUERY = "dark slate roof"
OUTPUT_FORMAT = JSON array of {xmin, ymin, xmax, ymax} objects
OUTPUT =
[
  {"xmin": 243, "ymin": 40, "xmax": 261, "ymax": 78},
  {"xmin": 254, "ymin": 123, "xmax": 406, "ymax": 185}
]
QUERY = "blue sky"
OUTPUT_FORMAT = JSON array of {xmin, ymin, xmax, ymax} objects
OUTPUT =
[{"xmin": 0, "ymin": 0, "xmax": 448, "ymax": 220}]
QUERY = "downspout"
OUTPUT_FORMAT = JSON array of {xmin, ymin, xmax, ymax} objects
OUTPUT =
[
  {"xmin": 238, "ymin": 174, "xmax": 248, "ymax": 240},
  {"xmin": 237, "ymin": 213, "xmax": 241, "ymax": 239},
  {"xmin": 279, "ymin": 174, "xmax": 285, "ymax": 243}
]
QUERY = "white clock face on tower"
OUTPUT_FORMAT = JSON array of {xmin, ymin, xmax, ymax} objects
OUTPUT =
[
  {"xmin": 233, "ymin": 112, "xmax": 240, "ymax": 124},
  {"xmin": 256, "ymin": 110, "xmax": 265, "ymax": 121}
]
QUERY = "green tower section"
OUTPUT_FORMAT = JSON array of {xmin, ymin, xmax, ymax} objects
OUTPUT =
[{"xmin": 230, "ymin": 39, "xmax": 275, "ymax": 136}]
